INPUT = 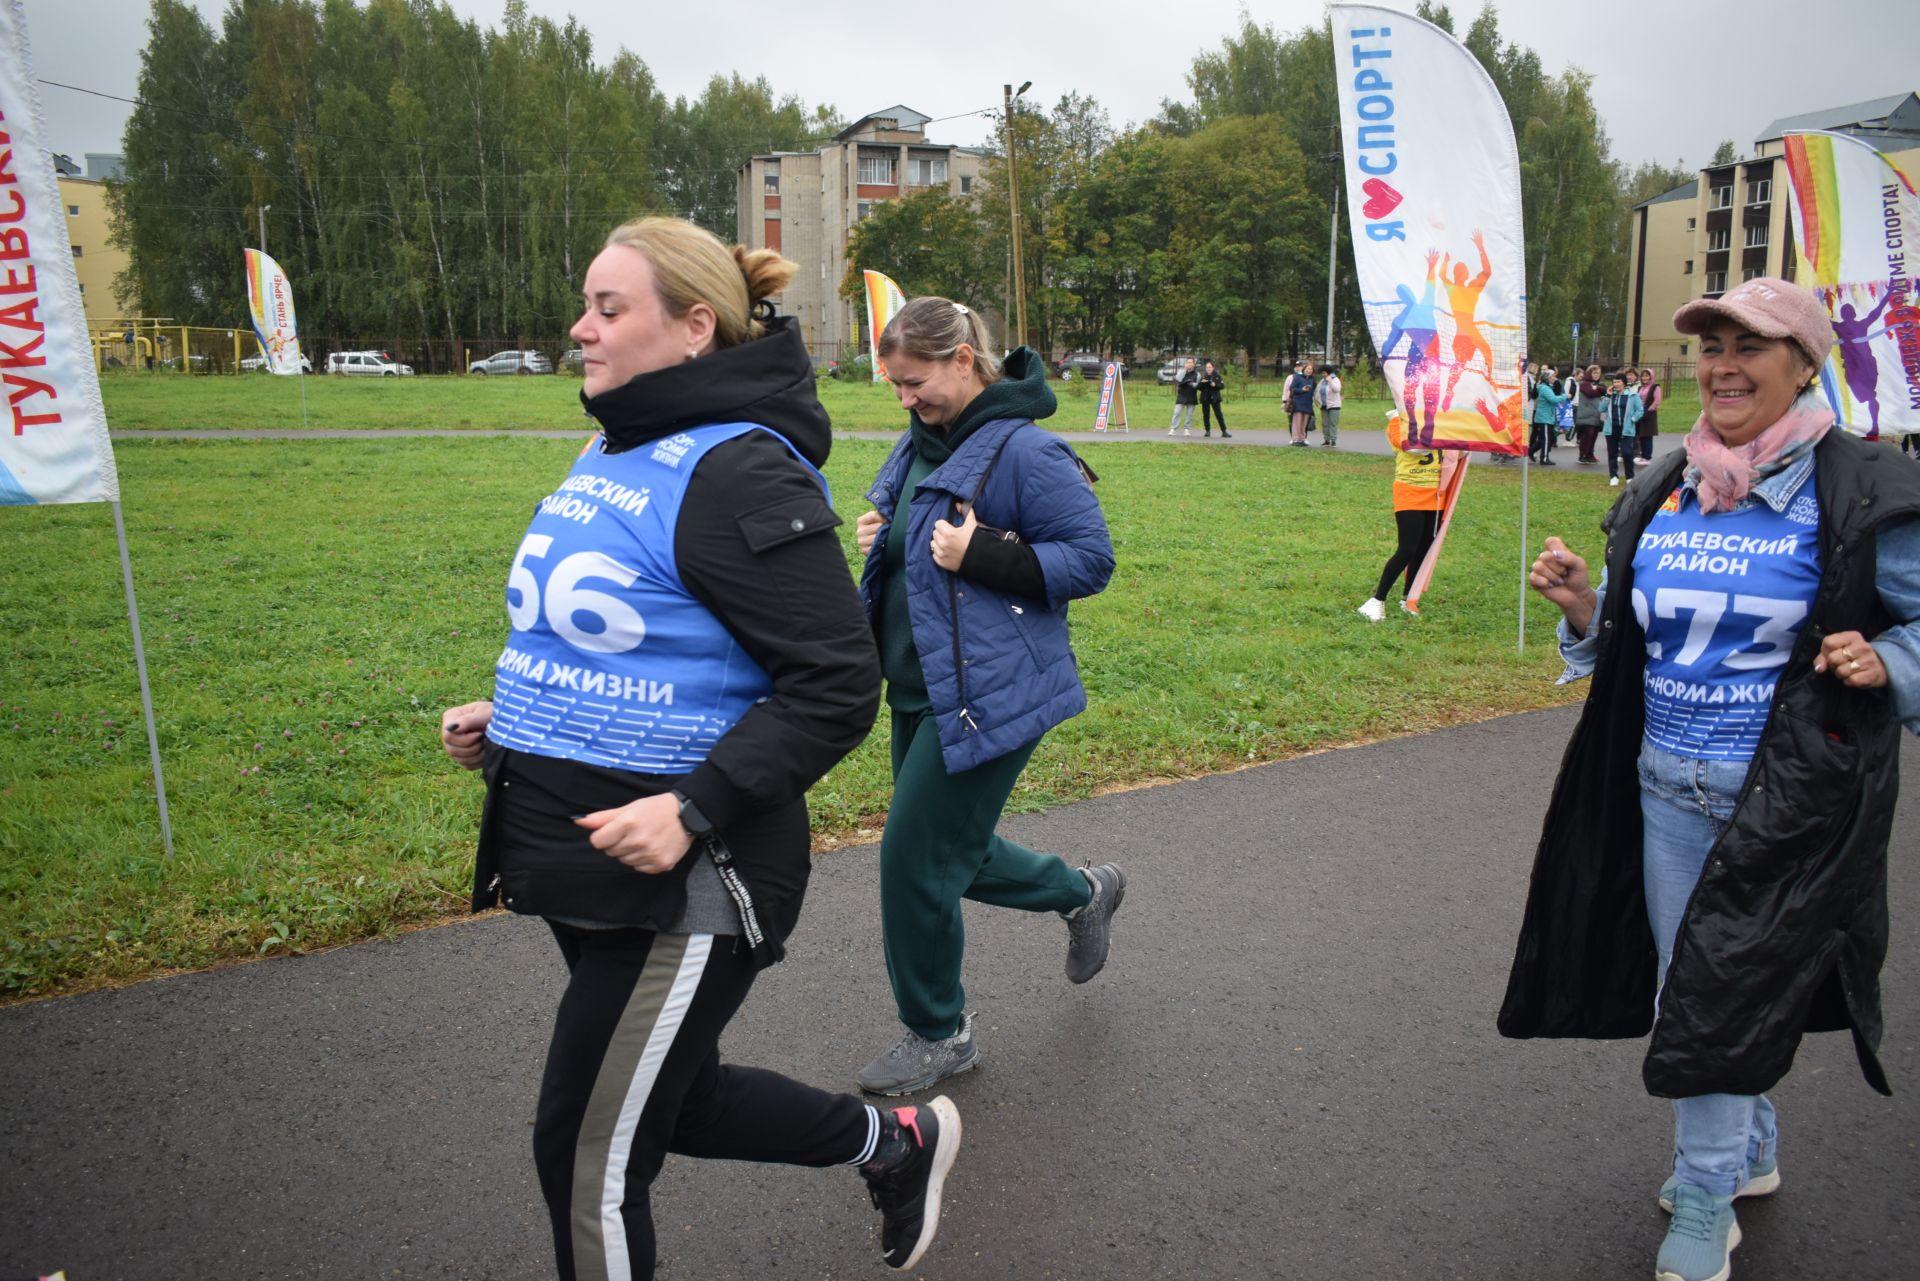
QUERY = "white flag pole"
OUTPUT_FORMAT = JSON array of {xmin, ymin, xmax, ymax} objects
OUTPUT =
[
  {"xmin": 1518, "ymin": 453, "xmax": 1529, "ymax": 652},
  {"xmin": 112, "ymin": 501, "xmax": 174, "ymax": 858}
]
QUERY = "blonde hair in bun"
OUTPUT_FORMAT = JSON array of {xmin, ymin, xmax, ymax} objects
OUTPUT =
[{"xmin": 603, "ymin": 216, "xmax": 794, "ymax": 348}]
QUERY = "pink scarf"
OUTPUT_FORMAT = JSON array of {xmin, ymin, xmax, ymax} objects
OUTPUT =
[{"xmin": 1682, "ymin": 390, "xmax": 1833, "ymax": 513}]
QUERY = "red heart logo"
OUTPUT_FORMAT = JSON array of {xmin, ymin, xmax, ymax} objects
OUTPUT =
[{"xmin": 1361, "ymin": 177, "xmax": 1403, "ymax": 221}]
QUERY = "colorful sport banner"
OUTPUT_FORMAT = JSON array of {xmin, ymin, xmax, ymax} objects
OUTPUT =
[
  {"xmin": 1331, "ymin": 4, "xmax": 1527, "ymax": 455},
  {"xmin": 244, "ymin": 249, "xmax": 304, "ymax": 376},
  {"xmin": 1781, "ymin": 130, "xmax": 1920, "ymax": 439},
  {"xmin": 0, "ymin": 0, "xmax": 118, "ymax": 505},
  {"xmin": 862, "ymin": 269, "xmax": 906, "ymax": 383}
]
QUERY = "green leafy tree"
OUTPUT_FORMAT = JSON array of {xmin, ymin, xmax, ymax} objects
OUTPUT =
[
  {"xmin": 110, "ymin": 0, "xmax": 247, "ymax": 324},
  {"xmin": 1178, "ymin": 116, "xmax": 1323, "ymax": 369},
  {"xmin": 659, "ymin": 75, "xmax": 840, "ymax": 239},
  {"xmin": 841, "ymin": 188, "xmax": 996, "ymax": 313}
]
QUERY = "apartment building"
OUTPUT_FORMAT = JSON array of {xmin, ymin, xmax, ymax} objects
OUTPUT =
[
  {"xmin": 58, "ymin": 152, "xmax": 134, "ymax": 327},
  {"xmin": 735, "ymin": 106, "xmax": 988, "ymax": 358},
  {"xmin": 1626, "ymin": 93, "xmax": 1920, "ymax": 364}
]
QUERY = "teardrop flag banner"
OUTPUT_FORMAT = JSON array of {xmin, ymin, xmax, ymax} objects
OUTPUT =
[
  {"xmin": 244, "ymin": 249, "xmax": 305, "ymax": 376},
  {"xmin": 1781, "ymin": 130, "xmax": 1920, "ymax": 439},
  {"xmin": 1332, "ymin": 4, "xmax": 1527, "ymax": 456},
  {"xmin": 0, "ymin": 0, "xmax": 117, "ymax": 507},
  {"xmin": 863, "ymin": 269, "xmax": 906, "ymax": 383},
  {"xmin": 0, "ymin": 0, "xmax": 170, "ymax": 854}
]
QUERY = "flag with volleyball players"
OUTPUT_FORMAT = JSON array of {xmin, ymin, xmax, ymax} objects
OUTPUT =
[
  {"xmin": 244, "ymin": 249, "xmax": 305, "ymax": 376},
  {"xmin": 863, "ymin": 269, "xmax": 907, "ymax": 383},
  {"xmin": 1332, "ymin": 4, "xmax": 1527, "ymax": 455},
  {"xmin": 1782, "ymin": 130, "xmax": 1920, "ymax": 439},
  {"xmin": 0, "ymin": 0, "xmax": 118, "ymax": 505}
]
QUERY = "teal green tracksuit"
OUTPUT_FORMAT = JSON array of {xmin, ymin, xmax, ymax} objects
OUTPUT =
[{"xmin": 872, "ymin": 372, "xmax": 1092, "ymax": 1041}]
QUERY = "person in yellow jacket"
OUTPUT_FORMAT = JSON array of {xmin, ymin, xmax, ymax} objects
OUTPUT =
[{"xmin": 1357, "ymin": 412, "xmax": 1450, "ymax": 620}]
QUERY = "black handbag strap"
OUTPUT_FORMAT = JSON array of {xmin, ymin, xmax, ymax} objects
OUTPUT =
[{"xmin": 956, "ymin": 426, "xmax": 1098, "ymax": 522}]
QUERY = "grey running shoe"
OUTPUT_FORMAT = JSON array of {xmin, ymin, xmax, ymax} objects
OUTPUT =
[
  {"xmin": 1064, "ymin": 863, "xmax": 1127, "ymax": 984},
  {"xmin": 857, "ymin": 1013, "xmax": 979, "ymax": 1095}
]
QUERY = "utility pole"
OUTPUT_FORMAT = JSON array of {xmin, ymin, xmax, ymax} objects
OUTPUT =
[
  {"xmin": 1323, "ymin": 185, "xmax": 1340, "ymax": 366},
  {"xmin": 1004, "ymin": 81, "xmax": 1031, "ymax": 351},
  {"xmin": 258, "ymin": 203, "xmax": 270, "ymax": 255}
]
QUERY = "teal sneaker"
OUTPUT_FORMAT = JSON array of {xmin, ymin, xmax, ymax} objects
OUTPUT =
[
  {"xmin": 1656, "ymin": 1183, "xmax": 1741, "ymax": 1281},
  {"xmin": 1659, "ymin": 1157, "xmax": 1779, "ymax": 1212}
]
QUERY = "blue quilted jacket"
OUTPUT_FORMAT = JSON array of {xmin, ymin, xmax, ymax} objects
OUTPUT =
[{"xmin": 859, "ymin": 417, "xmax": 1113, "ymax": 773}]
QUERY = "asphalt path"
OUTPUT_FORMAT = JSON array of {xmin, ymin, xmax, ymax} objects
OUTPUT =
[{"xmin": 4, "ymin": 705, "xmax": 1915, "ymax": 1280}]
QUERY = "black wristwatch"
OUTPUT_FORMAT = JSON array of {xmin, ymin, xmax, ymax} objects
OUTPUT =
[{"xmin": 670, "ymin": 788, "xmax": 714, "ymax": 838}]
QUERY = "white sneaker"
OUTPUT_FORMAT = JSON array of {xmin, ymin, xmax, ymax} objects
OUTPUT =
[
  {"xmin": 1357, "ymin": 598, "xmax": 1386, "ymax": 622},
  {"xmin": 1610, "ymin": 476, "xmax": 1621, "ymax": 487},
  {"xmin": 1183, "ymin": 428, "xmax": 1192, "ymax": 436},
  {"xmin": 1168, "ymin": 427, "xmax": 1177, "ymax": 435}
]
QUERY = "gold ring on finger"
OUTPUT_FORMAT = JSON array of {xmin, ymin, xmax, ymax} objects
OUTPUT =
[{"xmin": 1850, "ymin": 659, "xmax": 1861, "ymax": 672}]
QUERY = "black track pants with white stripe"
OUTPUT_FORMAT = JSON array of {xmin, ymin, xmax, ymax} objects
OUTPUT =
[{"xmin": 534, "ymin": 921, "xmax": 875, "ymax": 1281}]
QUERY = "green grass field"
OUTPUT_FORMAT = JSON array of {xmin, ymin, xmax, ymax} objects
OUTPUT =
[
  {"xmin": 2, "ymin": 380, "xmax": 1627, "ymax": 1001},
  {"xmin": 97, "ymin": 365, "xmax": 1704, "ymax": 435}
]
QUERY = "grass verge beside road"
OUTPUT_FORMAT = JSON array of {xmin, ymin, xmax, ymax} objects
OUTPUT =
[
  {"xmin": 99, "ymin": 370, "xmax": 1413, "ymax": 435},
  {"xmin": 1, "ymin": 433, "xmax": 1617, "ymax": 1001},
  {"xmin": 98, "ymin": 368, "xmax": 1704, "ymax": 436}
]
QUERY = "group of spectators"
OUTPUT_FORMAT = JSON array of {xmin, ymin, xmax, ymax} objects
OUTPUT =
[
  {"xmin": 1167, "ymin": 357, "xmax": 1345, "ymax": 445},
  {"xmin": 1526, "ymin": 361, "xmax": 1665, "ymax": 484}
]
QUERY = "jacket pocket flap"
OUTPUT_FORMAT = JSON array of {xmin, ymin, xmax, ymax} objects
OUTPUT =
[{"xmin": 736, "ymin": 494, "xmax": 843, "ymax": 553}]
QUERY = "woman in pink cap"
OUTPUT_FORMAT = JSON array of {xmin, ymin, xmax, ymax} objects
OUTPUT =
[{"xmin": 1500, "ymin": 277, "xmax": 1920, "ymax": 1281}]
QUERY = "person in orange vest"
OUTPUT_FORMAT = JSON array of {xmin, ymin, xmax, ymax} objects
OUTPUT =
[{"xmin": 1357, "ymin": 411, "xmax": 1449, "ymax": 620}]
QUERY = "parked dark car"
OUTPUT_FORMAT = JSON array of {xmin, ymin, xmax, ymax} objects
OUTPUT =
[{"xmin": 1056, "ymin": 352, "xmax": 1124, "ymax": 381}]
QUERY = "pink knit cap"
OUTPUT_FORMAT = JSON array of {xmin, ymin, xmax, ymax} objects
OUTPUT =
[{"xmin": 1673, "ymin": 277, "xmax": 1834, "ymax": 369}]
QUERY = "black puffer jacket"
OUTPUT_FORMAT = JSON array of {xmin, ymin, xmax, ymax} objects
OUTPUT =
[
  {"xmin": 468, "ymin": 319, "xmax": 879, "ymax": 962},
  {"xmin": 1498, "ymin": 430, "xmax": 1920, "ymax": 1097}
]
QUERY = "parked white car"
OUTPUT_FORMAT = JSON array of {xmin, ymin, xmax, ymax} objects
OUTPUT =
[
  {"xmin": 468, "ymin": 349, "xmax": 553, "ymax": 375},
  {"xmin": 327, "ymin": 350, "xmax": 413, "ymax": 376},
  {"xmin": 240, "ymin": 352, "xmax": 313, "ymax": 373}
]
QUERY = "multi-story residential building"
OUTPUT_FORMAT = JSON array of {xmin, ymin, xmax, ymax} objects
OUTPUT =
[
  {"xmin": 1625, "ymin": 93, "xmax": 1920, "ymax": 365},
  {"xmin": 58, "ymin": 151, "xmax": 134, "ymax": 327},
  {"xmin": 735, "ymin": 106, "xmax": 989, "ymax": 359}
]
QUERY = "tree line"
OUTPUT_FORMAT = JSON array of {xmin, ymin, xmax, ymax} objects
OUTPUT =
[
  {"xmin": 112, "ymin": 1, "xmax": 1693, "ymax": 369},
  {"xmin": 846, "ymin": 4, "xmax": 1694, "ymax": 373},
  {"xmin": 111, "ymin": 0, "xmax": 839, "ymax": 343}
]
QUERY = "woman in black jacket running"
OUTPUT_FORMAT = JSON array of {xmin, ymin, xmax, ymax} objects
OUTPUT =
[{"xmin": 440, "ymin": 217, "xmax": 958, "ymax": 1279}]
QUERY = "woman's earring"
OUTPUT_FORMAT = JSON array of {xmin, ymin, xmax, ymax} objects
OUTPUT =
[{"xmin": 686, "ymin": 347, "xmax": 698, "ymax": 362}]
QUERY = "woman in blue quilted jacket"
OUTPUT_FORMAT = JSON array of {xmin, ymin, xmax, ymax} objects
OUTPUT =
[{"xmin": 851, "ymin": 296, "xmax": 1121, "ymax": 1096}]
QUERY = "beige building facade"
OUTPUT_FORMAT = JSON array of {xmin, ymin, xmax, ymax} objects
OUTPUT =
[
  {"xmin": 736, "ymin": 106, "xmax": 987, "ymax": 360},
  {"xmin": 59, "ymin": 172, "xmax": 134, "ymax": 328},
  {"xmin": 1627, "ymin": 93, "xmax": 1920, "ymax": 365}
]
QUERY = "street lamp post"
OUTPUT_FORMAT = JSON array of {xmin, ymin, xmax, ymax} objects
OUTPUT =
[
  {"xmin": 1003, "ymin": 81, "xmax": 1031, "ymax": 352},
  {"xmin": 258, "ymin": 203, "xmax": 270, "ymax": 255}
]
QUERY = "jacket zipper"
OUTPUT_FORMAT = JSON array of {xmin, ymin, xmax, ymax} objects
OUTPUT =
[{"xmin": 948, "ymin": 573, "xmax": 979, "ymax": 732}]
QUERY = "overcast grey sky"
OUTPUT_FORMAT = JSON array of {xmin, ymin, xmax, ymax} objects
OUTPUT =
[{"xmin": 30, "ymin": 0, "xmax": 1917, "ymax": 175}]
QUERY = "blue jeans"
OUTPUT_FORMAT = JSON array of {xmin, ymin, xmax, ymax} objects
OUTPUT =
[{"xmin": 1638, "ymin": 742, "xmax": 1778, "ymax": 1195}]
